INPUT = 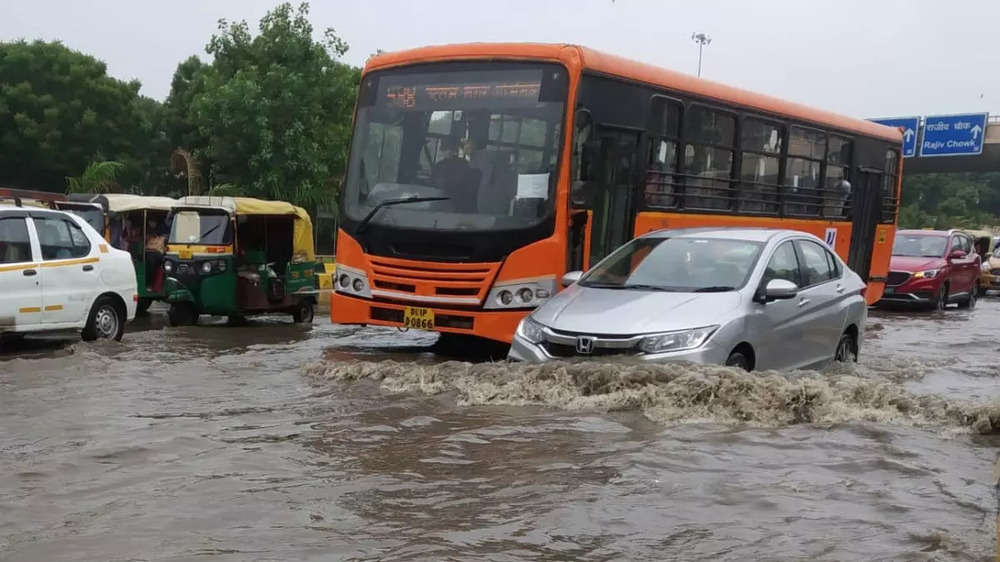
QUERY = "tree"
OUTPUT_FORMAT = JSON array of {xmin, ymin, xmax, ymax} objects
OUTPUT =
[
  {"xmin": 189, "ymin": 2, "xmax": 360, "ymax": 208},
  {"xmin": 65, "ymin": 160, "xmax": 125, "ymax": 193},
  {"xmin": 0, "ymin": 40, "xmax": 158, "ymax": 191}
]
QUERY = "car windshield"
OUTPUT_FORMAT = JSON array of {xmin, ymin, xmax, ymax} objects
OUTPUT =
[
  {"xmin": 168, "ymin": 210, "xmax": 232, "ymax": 245},
  {"xmin": 580, "ymin": 236, "xmax": 764, "ymax": 292},
  {"xmin": 892, "ymin": 234, "xmax": 947, "ymax": 257},
  {"xmin": 60, "ymin": 205, "xmax": 104, "ymax": 232},
  {"xmin": 343, "ymin": 62, "xmax": 567, "ymax": 232}
]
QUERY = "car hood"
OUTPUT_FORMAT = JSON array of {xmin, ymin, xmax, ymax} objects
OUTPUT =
[
  {"xmin": 890, "ymin": 255, "xmax": 944, "ymax": 272},
  {"xmin": 531, "ymin": 284, "xmax": 741, "ymax": 336}
]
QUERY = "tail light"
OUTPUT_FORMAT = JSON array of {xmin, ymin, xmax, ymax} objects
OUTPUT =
[{"xmin": 860, "ymin": 286, "xmax": 868, "ymax": 299}]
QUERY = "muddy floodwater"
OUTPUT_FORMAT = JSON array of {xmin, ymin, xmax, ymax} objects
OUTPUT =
[{"xmin": 3, "ymin": 301, "xmax": 1000, "ymax": 561}]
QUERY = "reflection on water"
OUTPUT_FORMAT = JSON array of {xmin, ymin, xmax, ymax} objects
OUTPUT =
[{"xmin": 1, "ymin": 301, "xmax": 1000, "ymax": 560}]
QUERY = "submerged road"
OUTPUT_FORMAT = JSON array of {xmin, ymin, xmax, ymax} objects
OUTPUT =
[{"xmin": 1, "ymin": 301, "xmax": 999, "ymax": 560}]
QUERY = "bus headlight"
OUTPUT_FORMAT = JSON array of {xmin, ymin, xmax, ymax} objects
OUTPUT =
[
  {"xmin": 484, "ymin": 276, "xmax": 557, "ymax": 309},
  {"xmin": 163, "ymin": 260, "xmax": 174, "ymax": 273},
  {"xmin": 201, "ymin": 261, "xmax": 214, "ymax": 274},
  {"xmin": 334, "ymin": 264, "xmax": 372, "ymax": 299}
]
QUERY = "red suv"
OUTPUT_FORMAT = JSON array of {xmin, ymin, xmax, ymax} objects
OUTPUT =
[{"xmin": 879, "ymin": 229, "xmax": 981, "ymax": 310}]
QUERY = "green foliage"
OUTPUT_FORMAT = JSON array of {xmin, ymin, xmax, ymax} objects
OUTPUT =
[
  {"xmin": 65, "ymin": 160, "xmax": 125, "ymax": 193},
  {"xmin": 0, "ymin": 40, "xmax": 154, "ymax": 191},
  {"xmin": 187, "ymin": 2, "xmax": 360, "ymax": 208},
  {"xmin": 899, "ymin": 173, "xmax": 1000, "ymax": 229},
  {"xmin": 206, "ymin": 183, "xmax": 244, "ymax": 197}
]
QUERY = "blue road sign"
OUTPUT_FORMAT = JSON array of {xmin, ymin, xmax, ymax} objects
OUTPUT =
[
  {"xmin": 919, "ymin": 113, "xmax": 988, "ymax": 157},
  {"xmin": 868, "ymin": 117, "xmax": 919, "ymax": 157}
]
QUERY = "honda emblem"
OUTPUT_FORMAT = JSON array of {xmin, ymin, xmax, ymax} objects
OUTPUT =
[{"xmin": 576, "ymin": 336, "xmax": 595, "ymax": 354}]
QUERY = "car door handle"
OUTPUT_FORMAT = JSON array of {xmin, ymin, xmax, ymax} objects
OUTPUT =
[
  {"xmin": 82, "ymin": 265, "xmax": 94, "ymax": 272},
  {"xmin": 23, "ymin": 269, "xmax": 36, "ymax": 276},
  {"xmin": 835, "ymin": 284, "xmax": 845, "ymax": 294},
  {"xmin": 798, "ymin": 298, "xmax": 811, "ymax": 307}
]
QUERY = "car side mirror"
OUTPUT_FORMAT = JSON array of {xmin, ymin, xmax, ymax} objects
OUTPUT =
[
  {"xmin": 949, "ymin": 249, "xmax": 967, "ymax": 260},
  {"xmin": 562, "ymin": 270, "xmax": 583, "ymax": 286},
  {"xmin": 757, "ymin": 279, "xmax": 798, "ymax": 303}
]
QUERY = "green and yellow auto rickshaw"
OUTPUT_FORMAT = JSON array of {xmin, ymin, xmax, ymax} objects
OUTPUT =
[
  {"xmin": 163, "ymin": 196, "xmax": 318, "ymax": 326},
  {"xmin": 56, "ymin": 194, "xmax": 177, "ymax": 314}
]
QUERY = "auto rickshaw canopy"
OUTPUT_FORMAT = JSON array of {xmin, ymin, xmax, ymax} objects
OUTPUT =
[
  {"xmin": 177, "ymin": 196, "xmax": 315, "ymax": 261},
  {"xmin": 101, "ymin": 194, "xmax": 177, "ymax": 213}
]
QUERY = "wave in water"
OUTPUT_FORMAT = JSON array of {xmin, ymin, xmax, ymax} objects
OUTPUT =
[{"xmin": 304, "ymin": 360, "xmax": 1000, "ymax": 433}]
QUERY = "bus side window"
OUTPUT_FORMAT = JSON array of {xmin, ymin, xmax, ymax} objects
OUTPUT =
[{"xmin": 644, "ymin": 97, "xmax": 682, "ymax": 209}]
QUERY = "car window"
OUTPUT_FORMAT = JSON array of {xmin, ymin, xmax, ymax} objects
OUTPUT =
[
  {"xmin": 824, "ymin": 247, "xmax": 841, "ymax": 278},
  {"xmin": 34, "ymin": 216, "xmax": 91, "ymax": 260},
  {"xmin": 796, "ymin": 240, "xmax": 835, "ymax": 286},
  {"xmin": 763, "ymin": 241, "xmax": 800, "ymax": 286},
  {"xmin": 0, "ymin": 217, "xmax": 33, "ymax": 264},
  {"xmin": 963, "ymin": 236, "xmax": 975, "ymax": 254}
]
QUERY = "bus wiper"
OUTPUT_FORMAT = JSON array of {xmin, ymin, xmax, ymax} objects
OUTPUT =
[
  {"xmin": 356, "ymin": 196, "xmax": 451, "ymax": 233},
  {"xmin": 693, "ymin": 286, "xmax": 736, "ymax": 292}
]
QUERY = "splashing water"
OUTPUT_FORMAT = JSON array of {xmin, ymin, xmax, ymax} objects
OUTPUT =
[{"xmin": 305, "ymin": 359, "xmax": 1000, "ymax": 433}]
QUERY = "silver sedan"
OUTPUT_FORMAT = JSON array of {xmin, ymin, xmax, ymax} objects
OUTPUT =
[{"xmin": 509, "ymin": 228, "xmax": 867, "ymax": 371}]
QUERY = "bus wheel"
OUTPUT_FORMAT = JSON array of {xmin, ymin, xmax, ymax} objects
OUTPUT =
[
  {"xmin": 136, "ymin": 298, "xmax": 153, "ymax": 316},
  {"xmin": 292, "ymin": 301, "xmax": 314, "ymax": 324},
  {"xmin": 168, "ymin": 303, "xmax": 197, "ymax": 327}
]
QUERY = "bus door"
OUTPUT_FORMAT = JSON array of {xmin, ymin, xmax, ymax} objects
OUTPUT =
[
  {"xmin": 587, "ymin": 128, "xmax": 640, "ymax": 267},
  {"xmin": 846, "ymin": 166, "xmax": 883, "ymax": 281}
]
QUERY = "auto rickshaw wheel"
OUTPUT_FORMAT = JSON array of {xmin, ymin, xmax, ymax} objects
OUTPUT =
[
  {"xmin": 136, "ymin": 298, "xmax": 153, "ymax": 315},
  {"xmin": 292, "ymin": 300, "xmax": 314, "ymax": 324},
  {"xmin": 168, "ymin": 303, "xmax": 198, "ymax": 327}
]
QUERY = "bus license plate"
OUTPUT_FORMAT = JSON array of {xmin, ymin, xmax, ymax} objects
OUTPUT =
[{"xmin": 403, "ymin": 307, "xmax": 435, "ymax": 330}]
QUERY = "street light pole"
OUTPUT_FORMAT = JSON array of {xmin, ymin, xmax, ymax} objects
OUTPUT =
[{"xmin": 691, "ymin": 32, "xmax": 712, "ymax": 77}]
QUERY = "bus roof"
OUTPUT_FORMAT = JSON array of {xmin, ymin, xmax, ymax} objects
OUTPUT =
[{"xmin": 365, "ymin": 43, "xmax": 901, "ymax": 144}]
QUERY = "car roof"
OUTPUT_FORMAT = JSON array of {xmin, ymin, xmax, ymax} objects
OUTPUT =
[
  {"xmin": 640, "ymin": 227, "xmax": 813, "ymax": 243},
  {"xmin": 0, "ymin": 203, "xmax": 77, "ymax": 218},
  {"xmin": 896, "ymin": 229, "xmax": 950, "ymax": 237}
]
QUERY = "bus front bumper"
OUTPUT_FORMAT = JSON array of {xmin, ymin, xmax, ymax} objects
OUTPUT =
[{"xmin": 330, "ymin": 291, "xmax": 525, "ymax": 344}]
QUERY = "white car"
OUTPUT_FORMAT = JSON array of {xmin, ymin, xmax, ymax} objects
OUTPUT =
[{"xmin": 0, "ymin": 203, "xmax": 137, "ymax": 341}]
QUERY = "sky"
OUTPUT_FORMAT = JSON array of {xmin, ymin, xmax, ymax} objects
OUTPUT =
[{"xmin": 2, "ymin": 0, "xmax": 998, "ymax": 120}]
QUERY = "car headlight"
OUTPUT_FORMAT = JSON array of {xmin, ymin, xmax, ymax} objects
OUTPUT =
[
  {"xmin": 334, "ymin": 264, "xmax": 372, "ymax": 299},
  {"xmin": 913, "ymin": 269, "xmax": 938, "ymax": 279},
  {"xmin": 484, "ymin": 276, "xmax": 557, "ymax": 309},
  {"xmin": 163, "ymin": 260, "xmax": 174, "ymax": 273},
  {"xmin": 639, "ymin": 325, "xmax": 718, "ymax": 354},
  {"xmin": 516, "ymin": 316, "xmax": 546, "ymax": 344}
]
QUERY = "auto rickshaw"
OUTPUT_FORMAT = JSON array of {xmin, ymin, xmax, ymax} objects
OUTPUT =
[
  {"xmin": 965, "ymin": 228, "xmax": 999, "ymax": 296},
  {"xmin": 55, "ymin": 194, "xmax": 177, "ymax": 314},
  {"xmin": 163, "ymin": 196, "xmax": 318, "ymax": 326}
]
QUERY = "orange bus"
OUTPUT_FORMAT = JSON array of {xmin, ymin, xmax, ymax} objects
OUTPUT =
[{"xmin": 331, "ymin": 43, "xmax": 903, "ymax": 343}]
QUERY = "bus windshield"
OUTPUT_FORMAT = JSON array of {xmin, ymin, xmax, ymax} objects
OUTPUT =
[
  {"xmin": 168, "ymin": 210, "xmax": 232, "ymax": 245},
  {"xmin": 343, "ymin": 62, "xmax": 568, "ymax": 233}
]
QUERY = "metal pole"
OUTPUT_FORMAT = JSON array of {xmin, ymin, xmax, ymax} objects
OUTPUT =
[{"xmin": 691, "ymin": 33, "xmax": 712, "ymax": 78}]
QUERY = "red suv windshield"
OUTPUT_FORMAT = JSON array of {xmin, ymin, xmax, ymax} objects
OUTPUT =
[{"xmin": 892, "ymin": 233, "xmax": 947, "ymax": 258}]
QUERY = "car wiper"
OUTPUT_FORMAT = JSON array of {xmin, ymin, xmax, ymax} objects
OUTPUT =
[
  {"xmin": 621, "ymin": 284, "xmax": 678, "ymax": 292},
  {"xmin": 356, "ymin": 196, "xmax": 451, "ymax": 233},
  {"xmin": 692, "ymin": 286, "xmax": 736, "ymax": 292},
  {"xmin": 578, "ymin": 282, "xmax": 627, "ymax": 289}
]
